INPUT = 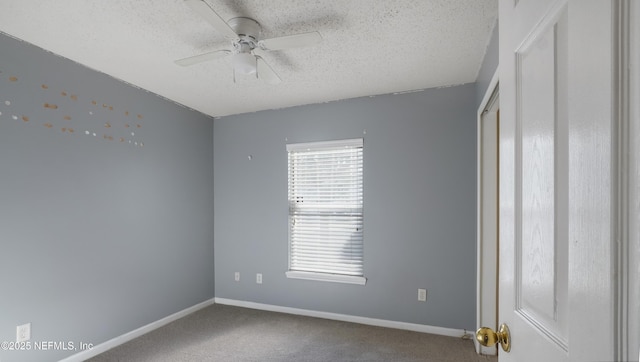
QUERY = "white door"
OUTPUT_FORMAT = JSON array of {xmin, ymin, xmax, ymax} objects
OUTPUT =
[{"xmin": 498, "ymin": 0, "xmax": 617, "ymax": 361}]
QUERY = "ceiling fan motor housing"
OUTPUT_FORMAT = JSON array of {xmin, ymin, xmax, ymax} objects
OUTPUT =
[{"xmin": 228, "ymin": 17, "xmax": 261, "ymax": 44}]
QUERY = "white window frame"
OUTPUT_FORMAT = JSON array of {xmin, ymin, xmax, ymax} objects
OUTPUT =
[{"xmin": 285, "ymin": 138, "xmax": 366, "ymax": 285}]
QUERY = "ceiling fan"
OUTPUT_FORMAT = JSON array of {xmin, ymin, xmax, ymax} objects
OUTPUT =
[{"xmin": 176, "ymin": 0, "xmax": 323, "ymax": 84}]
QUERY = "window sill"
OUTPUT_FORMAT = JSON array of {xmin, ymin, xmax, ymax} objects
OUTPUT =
[{"xmin": 286, "ymin": 271, "xmax": 367, "ymax": 285}]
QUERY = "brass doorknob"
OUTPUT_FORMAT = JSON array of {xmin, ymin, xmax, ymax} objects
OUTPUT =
[{"xmin": 476, "ymin": 323, "xmax": 511, "ymax": 352}]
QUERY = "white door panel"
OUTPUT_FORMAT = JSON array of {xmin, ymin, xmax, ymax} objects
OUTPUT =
[{"xmin": 516, "ymin": 7, "xmax": 568, "ymax": 349}]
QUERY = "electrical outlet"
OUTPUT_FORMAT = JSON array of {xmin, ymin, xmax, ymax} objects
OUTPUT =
[
  {"xmin": 234, "ymin": 272, "xmax": 240, "ymax": 282},
  {"xmin": 256, "ymin": 273, "xmax": 262, "ymax": 284},
  {"xmin": 16, "ymin": 323, "xmax": 31, "ymax": 342},
  {"xmin": 418, "ymin": 289, "xmax": 427, "ymax": 302}
]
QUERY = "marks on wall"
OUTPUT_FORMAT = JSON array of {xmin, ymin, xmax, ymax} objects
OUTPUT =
[{"xmin": 0, "ymin": 70, "xmax": 145, "ymax": 148}]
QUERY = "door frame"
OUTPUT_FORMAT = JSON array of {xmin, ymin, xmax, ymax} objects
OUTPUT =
[{"xmin": 475, "ymin": 69, "xmax": 499, "ymax": 355}]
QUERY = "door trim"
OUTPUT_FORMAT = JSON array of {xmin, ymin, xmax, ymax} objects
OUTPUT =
[
  {"xmin": 476, "ymin": 69, "xmax": 499, "ymax": 355},
  {"xmin": 615, "ymin": 1, "xmax": 639, "ymax": 360}
]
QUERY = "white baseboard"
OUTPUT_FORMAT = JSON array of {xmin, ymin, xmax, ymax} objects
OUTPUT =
[
  {"xmin": 59, "ymin": 298, "xmax": 215, "ymax": 362},
  {"xmin": 214, "ymin": 297, "xmax": 470, "ymax": 338}
]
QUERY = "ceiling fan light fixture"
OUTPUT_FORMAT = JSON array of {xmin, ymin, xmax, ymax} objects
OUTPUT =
[{"xmin": 232, "ymin": 53, "xmax": 256, "ymax": 75}]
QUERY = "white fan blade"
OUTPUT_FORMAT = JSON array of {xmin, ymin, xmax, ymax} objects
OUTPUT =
[
  {"xmin": 175, "ymin": 50, "xmax": 231, "ymax": 66},
  {"xmin": 258, "ymin": 31, "xmax": 322, "ymax": 51},
  {"xmin": 184, "ymin": 0, "xmax": 238, "ymax": 39},
  {"xmin": 256, "ymin": 57, "xmax": 281, "ymax": 85}
]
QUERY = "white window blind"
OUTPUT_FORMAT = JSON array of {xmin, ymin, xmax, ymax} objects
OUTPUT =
[{"xmin": 287, "ymin": 139, "xmax": 364, "ymax": 280}]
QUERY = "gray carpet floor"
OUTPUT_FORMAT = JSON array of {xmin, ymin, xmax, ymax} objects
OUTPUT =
[{"xmin": 87, "ymin": 304, "xmax": 498, "ymax": 362}]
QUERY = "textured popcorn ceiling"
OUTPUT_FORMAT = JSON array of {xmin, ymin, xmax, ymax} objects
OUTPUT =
[{"xmin": 0, "ymin": 0, "xmax": 497, "ymax": 117}]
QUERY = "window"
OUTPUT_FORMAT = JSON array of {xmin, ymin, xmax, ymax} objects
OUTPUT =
[{"xmin": 286, "ymin": 138, "xmax": 365, "ymax": 285}]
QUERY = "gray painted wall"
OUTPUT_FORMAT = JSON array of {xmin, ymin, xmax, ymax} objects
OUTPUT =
[
  {"xmin": 214, "ymin": 84, "xmax": 477, "ymax": 331},
  {"xmin": 0, "ymin": 34, "xmax": 214, "ymax": 362},
  {"xmin": 476, "ymin": 19, "xmax": 499, "ymax": 108}
]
